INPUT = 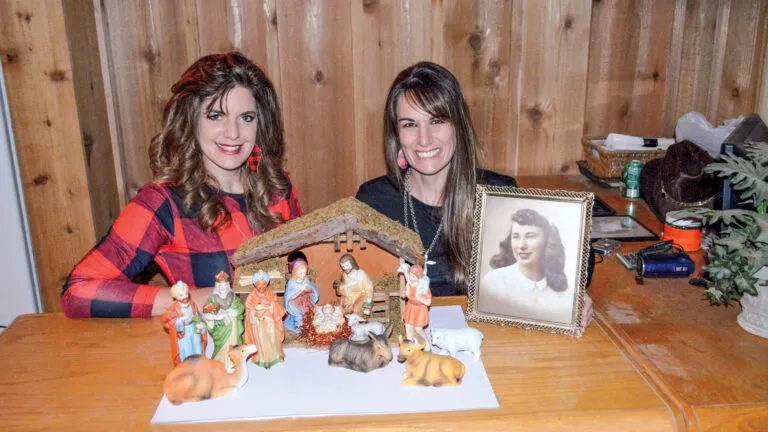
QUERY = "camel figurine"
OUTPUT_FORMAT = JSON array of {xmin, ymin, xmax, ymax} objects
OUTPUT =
[{"xmin": 163, "ymin": 344, "xmax": 257, "ymax": 405}]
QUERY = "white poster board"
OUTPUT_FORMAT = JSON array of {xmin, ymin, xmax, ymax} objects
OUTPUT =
[{"xmin": 151, "ymin": 306, "xmax": 499, "ymax": 424}]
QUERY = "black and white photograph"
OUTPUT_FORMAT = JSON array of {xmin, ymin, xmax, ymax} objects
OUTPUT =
[{"xmin": 467, "ymin": 186, "xmax": 593, "ymax": 336}]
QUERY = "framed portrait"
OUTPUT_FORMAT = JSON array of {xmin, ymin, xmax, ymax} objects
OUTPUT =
[{"xmin": 466, "ymin": 186, "xmax": 594, "ymax": 337}]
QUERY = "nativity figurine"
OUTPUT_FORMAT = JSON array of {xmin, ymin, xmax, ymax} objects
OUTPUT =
[
  {"xmin": 400, "ymin": 263, "xmax": 432, "ymax": 351},
  {"xmin": 244, "ymin": 270, "xmax": 286, "ymax": 369},
  {"xmin": 163, "ymin": 344, "xmax": 257, "ymax": 405},
  {"xmin": 312, "ymin": 303, "xmax": 345, "ymax": 334},
  {"xmin": 283, "ymin": 258, "xmax": 319, "ymax": 333},
  {"xmin": 203, "ymin": 271, "xmax": 245, "ymax": 371},
  {"xmin": 161, "ymin": 281, "xmax": 208, "ymax": 366},
  {"xmin": 333, "ymin": 253, "xmax": 374, "ymax": 317},
  {"xmin": 397, "ymin": 335, "xmax": 465, "ymax": 386}
]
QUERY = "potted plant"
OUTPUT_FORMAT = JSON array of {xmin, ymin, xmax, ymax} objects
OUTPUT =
[{"xmin": 692, "ymin": 141, "xmax": 768, "ymax": 338}]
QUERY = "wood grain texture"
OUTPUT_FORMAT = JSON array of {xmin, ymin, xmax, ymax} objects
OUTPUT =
[
  {"xmin": 0, "ymin": 299, "xmax": 676, "ymax": 431},
  {"xmin": 585, "ymin": 0, "xmax": 677, "ymax": 137},
  {"xmin": 440, "ymin": 0, "xmax": 519, "ymax": 176},
  {"xmin": 517, "ymin": 0, "xmax": 592, "ymax": 175},
  {"xmin": 276, "ymin": 0, "xmax": 357, "ymax": 212},
  {"xmin": 0, "ymin": 0, "xmax": 96, "ymax": 313},
  {"xmin": 518, "ymin": 175, "xmax": 768, "ymax": 432},
  {"xmin": 716, "ymin": 0, "xmax": 768, "ymax": 124},
  {"xmin": 5, "ymin": 1, "xmax": 768, "ymax": 317},
  {"xmin": 673, "ymin": 0, "xmax": 721, "ymax": 123},
  {"xmin": 61, "ymin": 0, "xmax": 122, "ymax": 239},
  {"xmin": 350, "ymin": 0, "xmax": 433, "ymax": 186}
]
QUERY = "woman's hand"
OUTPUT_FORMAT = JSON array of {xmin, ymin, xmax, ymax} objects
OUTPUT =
[{"xmin": 580, "ymin": 293, "xmax": 594, "ymax": 332}]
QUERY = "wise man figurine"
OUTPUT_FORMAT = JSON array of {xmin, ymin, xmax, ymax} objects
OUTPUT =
[
  {"xmin": 203, "ymin": 271, "xmax": 245, "ymax": 371},
  {"xmin": 162, "ymin": 281, "xmax": 208, "ymax": 366},
  {"xmin": 333, "ymin": 253, "xmax": 374, "ymax": 317},
  {"xmin": 244, "ymin": 271, "xmax": 286, "ymax": 369}
]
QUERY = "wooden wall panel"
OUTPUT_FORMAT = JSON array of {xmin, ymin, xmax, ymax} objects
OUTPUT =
[
  {"xmin": 0, "ymin": 0, "xmax": 96, "ymax": 312},
  {"xmin": 276, "ymin": 0, "xmax": 357, "ymax": 212},
  {"xmin": 585, "ymin": 0, "xmax": 677, "ymax": 137},
  {"xmin": 716, "ymin": 0, "xmax": 768, "ymax": 124},
  {"xmin": 351, "ymin": 0, "xmax": 434, "ymax": 187},
  {"xmin": 62, "ymin": 0, "xmax": 121, "ymax": 238},
  {"xmin": 517, "ymin": 0, "xmax": 592, "ymax": 175},
  {"xmin": 671, "ymin": 0, "xmax": 720, "ymax": 125},
  {"xmin": 441, "ymin": 0, "xmax": 520, "ymax": 176},
  {"xmin": 4, "ymin": 0, "xmax": 768, "ymax": 312}
]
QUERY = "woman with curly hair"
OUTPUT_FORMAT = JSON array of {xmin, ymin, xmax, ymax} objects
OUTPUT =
[
  {"xmin": 479, "ymin": 209, "xmax": 576, "ymax": 324},
  {"xmin": 62, "ymin": 52, "xmax": 301, "ymax": 318}
]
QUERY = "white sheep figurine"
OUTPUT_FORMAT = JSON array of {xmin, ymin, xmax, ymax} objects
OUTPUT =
[
  {"xmin": 430, "ymin": 327, "xmax": 484, "ymax": 362},
  {"xmin": 346, "ymin": 313, "xmax": 386, "ymax": 341}
]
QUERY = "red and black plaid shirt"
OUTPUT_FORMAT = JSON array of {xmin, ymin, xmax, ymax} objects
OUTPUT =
[{"xmin": 62, "ymin": 182, "xmax": 301, "ymax": 318}]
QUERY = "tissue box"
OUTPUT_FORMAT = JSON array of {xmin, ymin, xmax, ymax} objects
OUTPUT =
[{"xmin": 581, "ymin": 136, "xmax": 667, "ymax": 178}]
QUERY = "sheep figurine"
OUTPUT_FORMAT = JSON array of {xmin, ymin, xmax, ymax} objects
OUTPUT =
[
  {"xmin": 346, "ymin": 313, "xmax": 386, "ymax": 341},
  {"xmin": 430, "ymin": 327, "xmax": 484, "ymax": 362}
]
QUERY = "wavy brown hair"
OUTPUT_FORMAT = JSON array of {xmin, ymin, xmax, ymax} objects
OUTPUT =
[
  {"xmin": 489, "ymin": 209, "xmax": 568, "ymax": 292},
  {"xmin": 383, "ymin": 62, "xmax": 479, "ymax": 293},
  {"xmin": 149, "ymin": 52, "xmax": 290, "ymax": 233}
]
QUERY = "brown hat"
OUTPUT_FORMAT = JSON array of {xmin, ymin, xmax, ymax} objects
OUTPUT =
[{"xmin": 640, "ymin": 140, "xmax": 719, "ymax": 221}]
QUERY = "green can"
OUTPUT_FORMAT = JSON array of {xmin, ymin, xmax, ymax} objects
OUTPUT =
[{"xmin": 621, "ymin": 160, "xmax": 643, "ymax": 199}]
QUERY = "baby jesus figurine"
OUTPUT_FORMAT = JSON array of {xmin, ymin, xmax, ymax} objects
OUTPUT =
[{"xmin": 312, "ymin": 303, "xmax": 345, "ymax": 334}]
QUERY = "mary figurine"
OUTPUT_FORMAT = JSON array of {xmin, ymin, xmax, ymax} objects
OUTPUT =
[{"xmin": 284, "ymin": 259, "xmax": 319, "ymax": 333}]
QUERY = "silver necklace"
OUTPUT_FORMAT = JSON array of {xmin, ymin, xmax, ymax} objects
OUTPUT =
[{"xmin": 403, "ymin": 169, "xmax": 444, "ymax": 265}]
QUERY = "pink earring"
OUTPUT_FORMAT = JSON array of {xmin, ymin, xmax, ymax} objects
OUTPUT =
[{"xmin": 397, "ymin": 149, "xmax": 408, "ymax": 169}]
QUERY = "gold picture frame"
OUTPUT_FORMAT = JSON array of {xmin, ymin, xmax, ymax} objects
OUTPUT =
[{"xmin": 466, "ymin": 186, "xmax": 594, "ymax": 337}]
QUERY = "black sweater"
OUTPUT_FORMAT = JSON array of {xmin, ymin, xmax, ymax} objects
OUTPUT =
[{"xmin": 355, "ymin": 169, "xmax": 517, "ymax": 296}]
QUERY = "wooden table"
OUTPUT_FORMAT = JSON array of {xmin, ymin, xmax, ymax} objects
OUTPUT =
[
  {"xmin": 0, "ymin": 175, "xmax": 765, "ymax": 431},
  {"xmin": 521, "ymin": 175, "xmax": 768, "ymax": 431}
]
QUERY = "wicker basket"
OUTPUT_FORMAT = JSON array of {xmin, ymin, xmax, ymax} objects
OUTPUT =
[{"xmin": 581, "ymin": 136, "xmax": 667, "ymax": 178}]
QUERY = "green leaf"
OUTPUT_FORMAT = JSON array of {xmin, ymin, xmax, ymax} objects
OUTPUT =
[
  {"xmin": 705, "ymin": 154, "xmax": 768, "ymax": 206},
  {"xmin": 744, "ymin": 141, "xmax": 768, "ymax": 165}
]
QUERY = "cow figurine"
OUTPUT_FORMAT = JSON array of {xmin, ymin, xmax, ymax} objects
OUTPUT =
[
  {"xmin": 328, "ymin": 325, "xmax": 393, "ymax": 373},
  {"xmin": 430, "ymin": 327, "xmax": 484, "ymax": 362},
  {"xmin": 346, "ymin": 313, "xmax": 386, "ymax": 341},
  {"xmin": 397, "ymin": 335, "xmax": 465, "ymax": 387}
]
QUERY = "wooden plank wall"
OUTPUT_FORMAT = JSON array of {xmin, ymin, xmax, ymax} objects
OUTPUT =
[
  {"xmin": 1, "ymin": 0, "xmax": 767, "ymax": 312},
  {"xmin": 0, "ymin": 0, "xmax": 97, "ymax": 313}
]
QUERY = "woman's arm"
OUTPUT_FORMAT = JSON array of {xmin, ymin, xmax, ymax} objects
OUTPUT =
[{"xmin": 61, "ymin": 185, "xmax": 203, "ymax": 318}]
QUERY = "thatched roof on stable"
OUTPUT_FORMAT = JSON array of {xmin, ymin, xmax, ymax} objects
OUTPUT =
[{"xmin": 232, "ymin": 197, "xmax": 424, "ymax": 267}]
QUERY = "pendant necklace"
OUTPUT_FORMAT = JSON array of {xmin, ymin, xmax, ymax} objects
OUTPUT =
[{"xmin": 403, "ymin": 169, "xmax": 442, "ymax": 274}]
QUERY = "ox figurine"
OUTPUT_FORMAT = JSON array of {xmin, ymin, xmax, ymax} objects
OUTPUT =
[{"xmin": 397, "ymin": 335, "xmax": 465, "ymax": 387}]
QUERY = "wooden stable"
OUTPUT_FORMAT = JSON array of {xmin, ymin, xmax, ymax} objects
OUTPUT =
[{"xmin": 231, "ymin": 198, "xmax": 423, "ymax": 321}]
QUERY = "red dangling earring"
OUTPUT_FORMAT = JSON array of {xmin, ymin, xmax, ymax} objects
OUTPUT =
[
  {"xmin": 397, "ymin": 149, "xmax": 408, "ymax": 169},
  {"xmin": 248, "ymin": 146, "xmax": 262, "ymax": 173}
]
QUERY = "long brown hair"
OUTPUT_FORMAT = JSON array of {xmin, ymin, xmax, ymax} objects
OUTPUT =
[
  {"xmin": 383, "ymin": 62, "xmax": 479, "ymax": 293},
  {"xmin": 149, "ymin": 52, "xmax": 290, "ymax": 233}
]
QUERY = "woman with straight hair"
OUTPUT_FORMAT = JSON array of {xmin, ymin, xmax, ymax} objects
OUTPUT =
[
  {"xmin": 356, "ymin": 61, "xmax": 516, "ymax": 296},
  {"xmin": 356, "ymin": 61, "xmax": 592, "ymax": 329},
  {"xmin": 62, "ymin": 52, "xmax": 301, "ymax": 318}
]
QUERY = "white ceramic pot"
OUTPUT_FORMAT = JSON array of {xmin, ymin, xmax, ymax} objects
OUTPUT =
[{"xmin": 737, "ymin": 280, "xmax": 768, "ymax": 339}]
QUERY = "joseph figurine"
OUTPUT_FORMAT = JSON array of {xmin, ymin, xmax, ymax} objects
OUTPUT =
[{"xmin": 333, "ymin": 253, "xmax": 374, "ymax": 316}]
